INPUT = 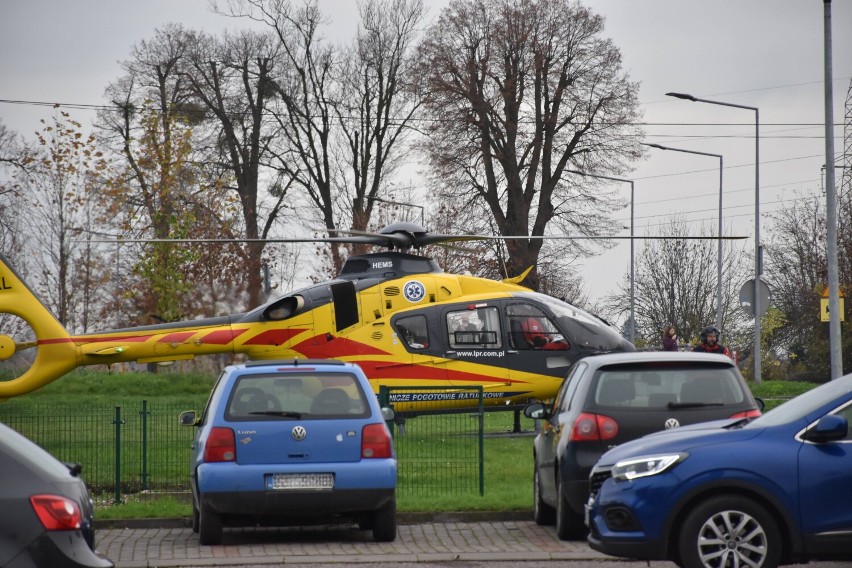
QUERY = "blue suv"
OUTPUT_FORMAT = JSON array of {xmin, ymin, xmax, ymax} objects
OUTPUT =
[
  {"xmin": 586, "ymin": 372, "xmax": 852, "ymax": 568},
  {"xmin": 180, "ymin": 359, "xmax": 397, "ymax": 545}
]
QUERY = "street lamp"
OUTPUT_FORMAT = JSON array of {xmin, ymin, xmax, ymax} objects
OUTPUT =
[
  {"xmin": 644, "ymin": 143, "xmax": 724, "ymax": 331},
  {"xmin": 566, "ymin": 169, "xmax": 636, "ymax": 343},
  {"xmin": 666, "ymin": 92, "xmax": 761, "ymax": 384}
]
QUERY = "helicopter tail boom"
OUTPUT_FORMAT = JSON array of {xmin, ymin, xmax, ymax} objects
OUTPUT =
[{"xmin": 0, "ymin": 255, "xmax": 79, "ymax": 399}]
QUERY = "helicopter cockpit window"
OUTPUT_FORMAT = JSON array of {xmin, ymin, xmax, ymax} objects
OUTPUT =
[
  {"xmin": 395, "ymin": 315, "xmax": 429, "ymax": 350},
  {"xmin": 448, "ymin": 307, "xmax": 502, "ymax": 349},
  {"xmin": 506, "ymin": 303, "xmax": 569, "ymax": 351}
]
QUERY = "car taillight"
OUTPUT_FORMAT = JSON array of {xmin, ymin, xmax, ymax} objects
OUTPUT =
[
  {"xmin": 204, "ymin": 427, "xmax": 236, "ymax": 462},
  {"xmin": 362, "ymin": 423, "xmax": 393, "ymax": 458},
  {"xmin": 570, "ymin": 412, "xmax": 619, "ymax": 442},
  {"xmin": 29, "ymin": 495, "xmax": 82, "ymax": 530},
  {"xmin": 730, "ymin": 409, "xmax": 762, "ymax": 419}
]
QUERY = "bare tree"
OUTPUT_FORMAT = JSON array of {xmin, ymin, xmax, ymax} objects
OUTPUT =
[
  {"xmin": 602, "ymin": 219, "xmax": 749, "ymax": 350},
  {"xmin": 415, "ymin": 0, "xmax": 643, "ymax": 290},
  {"xmin": 0, "ymin": 120, "xmax": 29, "ymax": 176},
  {"xmin": 182, "ymin": 28, "xmax": 289, "ymax": 309},
  {"xmin": 98, "ymin": 25, "xmax": 272, "ymax": 319},
  {"xmin": 23, "ymin": 110, "xmax": 108, "ymax": 329},
  {"xmin": 220, "ymin": 0, "xmax": 426, "ymax": 274},
  {"xmin": 0, "ymin": 121, "xmax": 29, "ymax": 255},
  {"xmin": 764, "ymin": 194, "xmax": 852, "ymax": 378},
  {"xmin": 337, "ymin": 0, "xmax": 425, "ymax": 238}
]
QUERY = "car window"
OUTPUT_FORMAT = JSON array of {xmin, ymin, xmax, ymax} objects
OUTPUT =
[
  {"xmin": 831, "ymin": 402, "xmax": 852, "ymax": 441},
  {"xmin": 747, "ymin": 376, "xmax": 852, "ymax": 428},
  {"xmin": 553, "ymin": 362, "xmax": 586, "ymax": 413},
  {"xmin": 226, "ymin": 372, "xmax": 369, "ymax": 420},
  {"xmin": 593, "ymin": 363, "xmax": 746, "ymax": 408},
  {"xmin": 199, "ymin": 370, "xmax": 228, "ymax": 426}
]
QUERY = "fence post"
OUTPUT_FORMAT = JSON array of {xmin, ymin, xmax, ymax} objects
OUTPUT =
[
  {"xmin": 140, "ymin": 399, "xmax": 150, "ymax": 491},
  {"xmin": 477, "ymin": 388, "xmax": 484, "ymax": 496},
  {"xmin": 112, "ymin": 406, "xmax": 125, "ymax": 504}
]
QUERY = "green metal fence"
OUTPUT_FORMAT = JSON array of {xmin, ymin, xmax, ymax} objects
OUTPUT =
[
  {"xmin": 0, "ymin": 399, "xmax": 203, "ymax": 503},
  {"xmin": 379, "ymin": 386, "xmax": 484, "ymax": 496},
  {"xmin": 1, "ymin": 389, "xmax": 486, "ymax": 502}
]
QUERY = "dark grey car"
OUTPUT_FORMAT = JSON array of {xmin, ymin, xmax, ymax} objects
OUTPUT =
[
  {"xmin": 0, "ymin": 421, "xmax": 113, "ymax": 568},
  {"xmin": 523, "ymin": 351, "xmax": 763, "ymax": 541}
]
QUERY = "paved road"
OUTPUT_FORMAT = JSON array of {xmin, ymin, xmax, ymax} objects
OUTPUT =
[{"xmin": 96, "ymin": 515, "xmax": 608, "ymax": 567}]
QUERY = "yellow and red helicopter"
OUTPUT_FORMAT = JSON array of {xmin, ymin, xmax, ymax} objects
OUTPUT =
[{"xmin": 0, "ymin": 222, "xmax": 637, "ymax": 409}]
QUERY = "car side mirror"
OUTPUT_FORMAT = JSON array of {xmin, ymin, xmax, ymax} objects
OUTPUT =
[
  {"xmin": 754, "ymin": 397, "xmax": 765, "ymax": 412},
  {"xmin": 523, "ymin": 402, "xmax": 548, "ymax": 420},
  {"xmin": 381, "ymin": 407, "xmax": 395, "ymax": 421},
  {"xmin": 179, "ymin": 410, "xmax": 199, "ymax": 426},
  {"xmin": 805, "ymin": 414, "xmax": 848, "ymax": 443}
]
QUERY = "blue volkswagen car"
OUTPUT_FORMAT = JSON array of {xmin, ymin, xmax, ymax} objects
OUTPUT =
[
  {"xmin": 180, "ymin": 359, "xmax": 397, "ymax": 545},
  {"xmin": 586, "ymin": 372, "xmax": 852, "ymax": 568}
]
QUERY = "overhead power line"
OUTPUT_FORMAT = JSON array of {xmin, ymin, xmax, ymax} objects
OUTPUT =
[{"xmin": 0, "ymin": 98, "xmax": 848, "ymax": 129}]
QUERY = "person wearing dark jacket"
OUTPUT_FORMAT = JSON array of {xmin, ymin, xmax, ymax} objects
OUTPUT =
[
  {"xmin": 662, "ymin": 325, "xmax": 679, "ymax": 351},
  {"xmin": 692, "ymin": 325, "xmax": 731, "ymax": 357}
]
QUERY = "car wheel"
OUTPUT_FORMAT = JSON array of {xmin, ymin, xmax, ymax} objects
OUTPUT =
[
  {"xmin": 555, "ymin": 477, "xmax": 585, "ymax": 541},
  {"xmin": 533, "ymin": 467, "xmax": 555, "ymax": 526},
  {"xmin": 371, "ymin": 497, "xmax": 397, "ymax": 542},
  {"xmin": 198, "ymin": 504, "xmax": 223, "ymax": 546},
  {"xmin": 678, "ymin": 495, "xmax": 781, "ymax": 568},
  {"xmin": 191, "ymin": 499, "xmax": 200, "ymax": 533}
]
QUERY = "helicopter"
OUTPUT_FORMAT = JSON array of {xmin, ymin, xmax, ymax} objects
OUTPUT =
[{"xmin": 0, "ymin": 222, "xmax": 641, "ymax": 410}]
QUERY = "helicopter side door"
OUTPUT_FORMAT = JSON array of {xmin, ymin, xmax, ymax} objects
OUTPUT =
[
  {"xmin": 504, "ymin": 301, "xmax": 573, "ymax": 380},
  {"xmin": 442, "ymin": 304, "xmax": 510, "ymax": 388}
]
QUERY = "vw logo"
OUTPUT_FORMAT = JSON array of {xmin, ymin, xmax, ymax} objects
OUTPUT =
[
  {"xmin": 291, "ymin": 425, "xmax": 307, "ymax": 441},
  {"xmin": 403, "ymin": 280, "xmax": 426, "ymax": 303},
  {"xmin": 664, "ymin": 418, "xmax": 681, "ymax": 429}
]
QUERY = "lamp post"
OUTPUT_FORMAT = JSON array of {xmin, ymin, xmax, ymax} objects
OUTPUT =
[
  {"xmin": 644, "ymin": 143, "xmax": 724, "ymax": 331},
  {"xmin": 567, "ymin": 169, "xmax": 636, "ymax": 343},
  {"xmin": 666, "ymin": 92, "xmax": 761, "ymax": 384}
]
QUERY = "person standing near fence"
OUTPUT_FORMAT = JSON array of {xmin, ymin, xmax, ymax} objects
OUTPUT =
[{"xmin": 662, "ymin": 325, "xmax": 679, "ymax": 351}]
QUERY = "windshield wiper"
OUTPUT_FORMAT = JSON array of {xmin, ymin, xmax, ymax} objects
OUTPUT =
[
  {"xmin": 249, "ymin": 410, "xmax": 303, "ymax": 418},
  {"xmin": 667, "ymin": 402, "xmax": 724, "ymax": 409}
]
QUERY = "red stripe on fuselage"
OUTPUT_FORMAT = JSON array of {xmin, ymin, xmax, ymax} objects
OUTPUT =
[
  {"xmin": 37, "ymin": 337, "xmax": 77, "ymax": 345},
  {"xmin": 242, "ymin": 328, "xmax": 308, "ymax": 346},
  {"xmin": 202, "ymin": 328, "xmax": 248, "ymax": 345},
  {"xmin": 291, "ymin": 336, "xmax": 391, "ymax": 358},
  {"xmin": 158, "ymin": 332, "xmax": 196, "ymax": 344}
]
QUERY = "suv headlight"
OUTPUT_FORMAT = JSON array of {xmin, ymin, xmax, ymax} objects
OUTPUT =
[{"xmin": 612, "ymin": 453, "xmax": 686, "ymax": 481}]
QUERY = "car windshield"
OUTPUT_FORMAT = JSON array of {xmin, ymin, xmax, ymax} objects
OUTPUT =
[
  {"xmin": 593, "ymin": 362, "xmax": 746, "ymax": 408},
  {"xmin": 744, "ymin": 374, "xmax": 852, "ymax": 428}
]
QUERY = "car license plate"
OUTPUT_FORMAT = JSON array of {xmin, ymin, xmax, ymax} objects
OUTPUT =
[{"xmin": 268, "ymin": 473, "xmax": 334, "ymax": 491}]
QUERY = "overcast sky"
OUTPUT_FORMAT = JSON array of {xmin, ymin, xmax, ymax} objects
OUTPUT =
[{"xmin": 1, "ymin": 0, "xmax": 850, "ymax": 308}]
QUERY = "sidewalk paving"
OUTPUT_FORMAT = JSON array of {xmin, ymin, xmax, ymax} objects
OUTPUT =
[{"xmin": 96, "ymin": 513, "xmax": 610, "ymax": 567}]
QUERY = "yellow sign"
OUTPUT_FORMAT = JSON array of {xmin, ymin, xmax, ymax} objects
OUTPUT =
[{"xmin": 820, "ymin": 291, "xmax": 846, "ymax": 322}]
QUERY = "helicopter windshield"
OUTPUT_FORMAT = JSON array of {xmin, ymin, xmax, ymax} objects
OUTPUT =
[{"xmin": 532, "ymin": 293, "xmax": 627, "ymax": 351}]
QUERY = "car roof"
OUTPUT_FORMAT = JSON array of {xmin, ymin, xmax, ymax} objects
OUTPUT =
[{"xmin": 578, "ymin": 351, "xmax": 737, "ymax": 371}]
